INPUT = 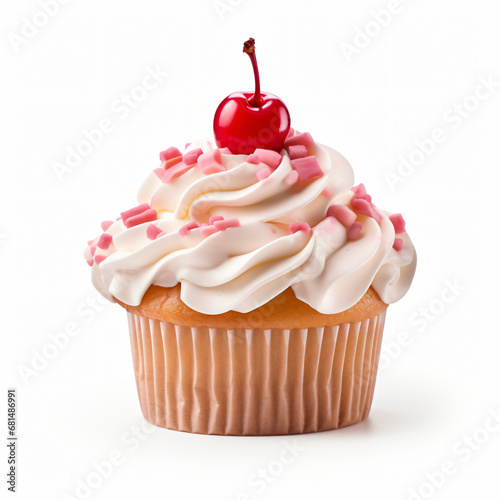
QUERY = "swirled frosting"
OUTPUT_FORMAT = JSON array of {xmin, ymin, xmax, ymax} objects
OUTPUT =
[{"xmin": 84, "ymin": 131, "xmax": 416, "ymax": 315}]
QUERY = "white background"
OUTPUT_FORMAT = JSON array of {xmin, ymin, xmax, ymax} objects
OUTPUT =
[{"xmin": 2, "ymin": 0, "xmax": 500, "ymax": 499}]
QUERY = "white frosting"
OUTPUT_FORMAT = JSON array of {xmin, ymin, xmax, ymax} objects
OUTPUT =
[{"xmin": 86, "ymin": 138, "xmax": 416, "ymax": 315}]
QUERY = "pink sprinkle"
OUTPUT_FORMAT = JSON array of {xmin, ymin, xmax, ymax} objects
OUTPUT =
[
  {"xmin": 256, "ymin": 167, "xmax": 272, "ymax": 180},
  {"xmin": 326, "ymin": 205, "xmax": 357, "ymax": 228},
  {"xmin": 204, "ymin": 164, "xmax": 225, "ymax": 174},
  {"xmin": 389, "ymin": 213, "xmax": 406, "ymax": 234},
  {"xmin": 253, "ymin": 149, "xmax": 282, "ymax": 170},
  {"xmin": 97, "ymin": 233, "xmax": 113, "ymax": 250},
  {"xmin": 165, "ymin": 156, "xmax": 183, "ymax": 169},
  {"xmin": 94, "ymin": 255, "xmax": 107, "ymax": 265},
  {"xmin": 393, "ymin": 238, "xmax": 403, "ymax": 251},
  {"xmin": 219, "ymin": 147, "xmax": 232, "ymax": 154},
  {"xmin": 246, "ymin": 154, "xmax": 261, "ymax": 165},
  {"xmin": 160, "ymin": 147, "xmax": 182, "ymax": 162},
  {"xmin": 154, "ymin": 167, "xmax": 165, "ymax": 179},
  {"xmin": 124, "ymin": 209, "xmax": 157, "ymax": 228},
  {"xmin": 290, "ymin": 156, "xmax": 324, "ymax": 181},
  {"xmin": 183, "ymin": 148, "xmax": 203, "ymax": 166},
  {"xmin": 209, "ymin": 215, "xmax": 224, "ymax": 225},
  {"xmin": 185, "ymin": 142, "xmax": 191, "ymax": 149},
  {"xmin": 90, "ymin": 246, "xmax": 96, "ymax": 256},
  {"xmin": 86, "ymin": 258, "xmax": 94, "ymax": 267},
  {"xmin": 321, "ymin": 188, "xmax": 332, "ymax": 198},
  {"xmin": 214, "ymin": 218, "xmax": 241, "ymax": 231},
  {"xmin": 286, "ymin": 128, "xmax": 295, "ymax": 139},
  {"xmin": 285, "ymin": 170, "xmax": 299, "ymax": 185},
  {"xmin": 351, "ymin": 197, "xmax": 371, "ymax": 215},
  {"xmin": 352, "ymin": 184, "xmax": 367, "ymax": 197},
  {"xmin": 121, "ymin": 203, "xmax": 150, "ymax": 222},
  {"xmin": 200, "ymin": 225, "xmax": 218, "ymax": 237},
  {"xmin": 200, "ymin": 149, "xmax": 222, "ymax": 164},
  {"xmin": 289, "ymin": 222, "xmax": 312, "ymax": 235},
  {"xmin": 146, "ymin": 224, "xmax": 163, "ymax": 240},
  {"xmin": 288, "ymin": 144, "xmax": 308, "ymax": 160},
  {"xmin": 179, "ymin": 221, "xmax": 200, "ymax": 237},
  {"xmin": 87, "ymin": 239, "xmax": 96, "ymax": 246},
  {"xmin": 347, "ymin": 221, "xmax": 362, "ymax": 240},
  {"xmin": 100, "ymin": 220, "xmax": 113, "ymax": 231},
  {"xmin": 162, "ymin": 162, "xmax": 194, "ymax": 183},
  {"xmin": 358, "ymin": 193, "xmax": 372, "ymax": 202},
  {"xmin": 284, "ymin": 132, "xmax": 314, "ymax": 150},
  {"xmin": 351, "ymin": 197, "xmax": 381, "ymax": 222},
  {"xmin": 198, "ymin": 149, "xmax": 225, "ymax": 174}
]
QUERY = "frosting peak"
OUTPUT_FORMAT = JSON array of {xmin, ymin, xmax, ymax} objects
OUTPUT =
[{"xmin": 84, "ymin": 131, "xmax": 416, "ymax": 315}]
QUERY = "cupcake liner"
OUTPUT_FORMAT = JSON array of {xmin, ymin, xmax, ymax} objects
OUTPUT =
[{"xmin": 127, "ymin": 310, "xmax": 386, "ymax": 435}]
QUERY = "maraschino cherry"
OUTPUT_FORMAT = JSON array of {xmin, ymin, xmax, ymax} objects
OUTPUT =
[{"xmin": 213, "ymin": 38, "xmax": 291, "ymax": 155}]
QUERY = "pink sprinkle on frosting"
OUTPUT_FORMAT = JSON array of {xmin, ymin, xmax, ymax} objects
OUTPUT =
[
  {"xmin": 389, "ymin": 213, "xmax": 406, "ymax": 234},
  {"xmin": 351, "ymin": 197, "xmax": 370, "ymax": 213},
  {"xmin": 100, "ymin": 220, "xmax": 113, "ymax": 232},
  {"xmin": 200, "ymin": 225, "xmax": 218, "ymax": 237},
  {"xmin": 209, "ymin": 215, "xmax": 224, "ymax": 225},
  {"xmin": 288, "ymin": 144, "xmax": 308, "ymax": 160},
  {"xmin": 349, "ymin": 184, "xmax": 383, "ymax": 222},
  {"xmin": 183, "ymin": 148, "xmax": 203, "ymax": 166},
  {"xmin": 347, "ymin": 221, "xmax": 362, "ymax": 240},
  {"xmin": 351, "ymin": 197, "xmax": 381, "ymax": 222},
  {"xmin": 162, "ymin": 162, "xmax": 194, "ymax": 183},
  {"xmin": 97, "ymin": 233, "xmax": 112, "ymax": 250},
  {"xmin": 321, "ymin": 188, "xmax": 332, "ymax": 198},
  {"xmin": 154, "ymin": 156, "xmax": 183, "ymax": 179},
  {"xmin": 201, "ymin": 164, "xmax": 225, "ymax": 174},
  {"xmin": 285, "ymin": 170, "xmax": 299, "ymax": 185},
  {"xmin": 124, "ymin": 209, "xmax": 157, "ymax": 228},
  {"xmin": 179, "ymin": 221, "xmax": 200, "ymax": 237},
  {"xmin": 121, "ymin": 203, "xmax": 150, "ymax": 222},
  {"xmin": 254, "ymin": 149, "xmax": 282, "ymax": 170},
  {"xmin": 94, "ymin": 255, "xmax": 107, "ymax": 265},
  {"xmin": 290, "ymin": 156, "xmax": 324, "ymax": 181},
  {"xmin": 154, "ymin": 168, "xmax": 165, "ymax": 179},
  {"xmin": 214, "ymin": 218, "xmax": 241, "ymax": 231},
  {"xmin": 86, "ymin": 258, "xmax": 94, "ymax": 267},
  {"xmin": 90, "ymin": 246, "xmax": 96, "ymax": 256},
  {"xmin": 219, "ymin": 147, "xmax": 232, "ymax": 154},
  {"xmin": 246, "ymin": 154, "xmax": 260, "ymax": 165},
  {"xmin": 326, "ymin": 205, "xmax": 357, "ymax": 228},
  {"xmin": 393, "ymin": 238, "xmax": 403, "ymax": 251},
  {"xmin": 146, "ymin": 224, "xmax": 163, "ymax": 240},
  {"xmin": 353, "ymin": 184, "xmax": 367, "ymax": 197},
  {"xmin": 289, "ymin": 222, "xmax": 312, "ymax": 235},
  {"xmin": 198, "ymin": 149, "xmax": 225, "ymax": 174},
  {"xmin": 160, "ymin": 147, "xmax": 182, "ymax": 162},
  {"xmin": 256, "ymin": 167, "xmax": 272, "ymax": 180},
  {"xmin": 284, "ymin": 132, "xmax": 314, "ymax": 150}
]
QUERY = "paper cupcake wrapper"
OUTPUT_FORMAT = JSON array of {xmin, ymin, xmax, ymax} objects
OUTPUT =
[{"xmin": 127, "ymin": 310, "xmax": 386, "ymax": 435}]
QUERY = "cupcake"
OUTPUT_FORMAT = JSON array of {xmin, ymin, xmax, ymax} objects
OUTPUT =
[{"xmin": 84, "ymin": 38, "xmax": 416, "ymax": 435}]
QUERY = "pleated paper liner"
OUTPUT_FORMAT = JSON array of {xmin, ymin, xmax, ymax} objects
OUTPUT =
[{"xmin": 127, "ymin": 310, "xmax": 386, "ymax": 436}]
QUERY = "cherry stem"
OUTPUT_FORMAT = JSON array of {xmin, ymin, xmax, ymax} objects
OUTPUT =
[{"xmin": 243, "ymin": 38, "xmax": 262, "ymax": 107}]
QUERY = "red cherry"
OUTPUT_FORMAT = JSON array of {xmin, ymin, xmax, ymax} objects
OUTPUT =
[{"xmin": 213, "ymin": 38, "xmax": 291, "ymax": 155}]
